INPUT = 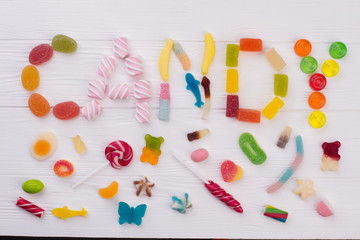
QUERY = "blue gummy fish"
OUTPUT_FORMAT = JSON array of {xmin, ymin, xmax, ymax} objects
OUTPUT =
[{"xmin": 185, "ymin": 73, "xmax": 204, "ymax": 108}]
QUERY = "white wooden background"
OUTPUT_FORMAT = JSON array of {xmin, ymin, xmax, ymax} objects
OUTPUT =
[{"xmin": 0, "ymin": 0, "xmax": 360, "ymax": 238}]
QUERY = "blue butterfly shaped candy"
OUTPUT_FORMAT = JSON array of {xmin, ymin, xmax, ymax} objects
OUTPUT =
[
  {"xmin": 171, "ymin": 193, "xmax": 192, "ymax": 214},
  {"xmin": 118, "ymin": 202, "xmax": 147, "ymax": 226}
]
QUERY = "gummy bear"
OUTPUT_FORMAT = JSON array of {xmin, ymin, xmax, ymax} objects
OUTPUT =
[
  {"xmin": 321, "ymin": 141, "xmax": 341, "ymax": 171},
  {"xmin": 140, "ymin": 134, "xmax": 164, "ymax": 165}
]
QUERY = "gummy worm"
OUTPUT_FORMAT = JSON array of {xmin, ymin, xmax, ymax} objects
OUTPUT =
[
  {"xmin": 173, "ymin": 41, "xmax": 191, "ymax": 70},
  {"xmin": 266, "ymin": 135, "xmax": 304, "ymax": 193}
]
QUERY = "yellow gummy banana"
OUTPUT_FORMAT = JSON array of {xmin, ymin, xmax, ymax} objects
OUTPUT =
[
  {"xmin": 201, "ymin": 32, "xmax": 215, "ymax": 75},
  {"xmin": 159, "ymin": 39, "xmax": 174, "ymax": 81}
]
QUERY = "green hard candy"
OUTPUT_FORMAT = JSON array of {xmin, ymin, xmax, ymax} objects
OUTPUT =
[
  {"xmin": 329, "ymin": 42, "xmax": 347, "ymax": 59},
  {"xmin": 274, "ymin": 74, "xmax": 288, "ymax": 98},
  {"xmin": 22, "ymin": 179, "xmax": 44, "ymax": 194},
  {"xmin": 239, "ymin": 132, "xmax": 266, "ymax": 165},
  {"xmin": 300, "ymin": 56, "xmax": 318, "ymax": 74},
  {"xmin": 52, "ymin": 34, "xmax": 77, "ymax": 53},
  {"xmin": 226, "ymin": 44, "xmax": 239, "ymax": 67}
]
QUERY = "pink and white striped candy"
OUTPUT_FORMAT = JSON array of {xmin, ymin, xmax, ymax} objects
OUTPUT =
[
  {"xmin": 113, "ymin": 37, "xmax": 129, "ymax": 59},
  {"xmin": 82, "ymin": 100, "xmax": 103, "ymax": 120},
  {"xmin": 105, "ymin": 140, "xmax": 133, "ymax": 169},
  {"xmin": 107, "ymin": 83, "xmax": 129, "ymax": 100},
  {"xmin": 125, "ymin": 55, "xmax": 144, "ymax": 76},
  {"xmin": 87, "ymin": 79, "xmax": 107, "ymax": 99},
  {"xmin": 134, "ymin": 80, "xmax": 151, "ymax": 100},
  {"xmin": 135, "ymin": 102, "xmax": 151, "ymax": 123},
  {"xmin": 96, "ymin": 55, "xmax": 116, "ymax": 80}
]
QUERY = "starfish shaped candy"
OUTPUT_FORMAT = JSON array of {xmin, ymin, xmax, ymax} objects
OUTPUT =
[
  {"xmin": 294, "ymin": 180, "xmax": 316, "ymax": 200},
  {"xmin": 133, "ymin": 176, "xmax": 155, "ymax": 197}
]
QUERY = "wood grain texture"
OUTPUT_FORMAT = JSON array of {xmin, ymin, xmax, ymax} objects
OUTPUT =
[{"xmin": 0, "ymin": 0, "xmax": 360, "ymax": 238}]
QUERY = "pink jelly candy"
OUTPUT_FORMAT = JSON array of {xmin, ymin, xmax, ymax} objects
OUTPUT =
[
  {"xmin": 29, "ymin": 44, "xmax": 54, "ymax": 65},
  {"xmin": 226, "ymin": 95, "xmax": 239, "ymax": 117},
  {"xmin": 190, "ymin": 148, "xmax": 209, "ymax": 162}
]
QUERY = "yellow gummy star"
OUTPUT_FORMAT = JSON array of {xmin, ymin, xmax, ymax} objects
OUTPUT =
[{"xmin": 294, "ymin": 180, "xmax": 316, "ymax": 200}]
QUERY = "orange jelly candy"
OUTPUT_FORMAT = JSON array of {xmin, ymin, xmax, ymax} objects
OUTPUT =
[
  {"xmin": 237, "ymin": 109, "xmax": 261, "ymax": 123},
  {"xmin": 308, "ymin": 92, "xmax": 326, "ymax": 109},
  {"xmin": 28, "ymin": 93, "xmax": 50, "ymax": 117},
  {"xmin": 21, "ymin": 65, "xmax": 40, "ymax": 91},
  {"xmin": 98, "ymin": 181, "xmax": 119, "ymax": 199},
  {"xmin": 294, "ymin": 39, "xmax": 312, "ymax": 57},
  {"xmin": 240, "ymin": 38, "xmax": 263, "ymax": 52}
]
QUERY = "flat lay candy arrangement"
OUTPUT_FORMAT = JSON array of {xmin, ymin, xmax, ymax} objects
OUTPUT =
[{"xmin": 15, "ymin": 31, "xmax": 347, "ymax": 227}]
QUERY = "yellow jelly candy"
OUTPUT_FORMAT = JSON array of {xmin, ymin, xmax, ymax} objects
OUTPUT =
[
  {"xmin": 321, "ymin": 60, "xmax": 339, "ymax": 77},
  {"xmin": 140, "ymin": 147, "xmax": 161, "ymax": 165},
  {"xmin": 159, "ymin": 39, "xmax": 174, "ymax": 81},
  {"xmin": 98, "ymin": 181, "xmax": 119, "ymax": 199},
  {"xmin": 21, "ymin": 65, "xmax": 39, "ymax": 91},
  {"xmin": 72, "ymin": 135, "xmax": 87, "ymax": 154},
  {"xmin": 226, "ymin": 69, "xmax": 239, "ymax": 93},
  {"xmin": 308, "ymin": 110, "xmax": 326, "ymax": 128},
  {"xmin": 201, "ymin": 32, "xmax": 215, "ymax": 75},
  {"xmin": 262, "ymin": 97, "xmax": 284, "ymax": 120}
]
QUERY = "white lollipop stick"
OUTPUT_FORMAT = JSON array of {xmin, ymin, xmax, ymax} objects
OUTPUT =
[{"xmin": 72, "ymin": 162, "xmax": 109, "ymax": 189}]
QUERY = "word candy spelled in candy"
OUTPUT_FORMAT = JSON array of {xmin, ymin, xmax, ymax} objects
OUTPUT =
[
  {"xmin": 105, "ymin": 140, "xmax": 133, "ymax": 169},
  {"xmin": 31, "ymin": 132, "xmax": 58, "ymax": 160},
  {"xmin": 22, "ymin": 179, "xmax": 44, "ymax": 194},
  {"xmin": 262, "ymin": 96, "xmax": 284, "ymax": 120},
  {"xmin": 28, "ymin": 93, "xmax": 50, "ymax": 117},
  {"xmin": 294, "ymin": 39, "xmax": 312, "ymax": 57},
  {"xmin": 191, "ymin": 148, "xmax": 209, "ymax": 162},
  {"xmin": 201, "ymin": 32, "xmax": 215, "ymax": 75},
  {"xmin": 322, "ymin": 59, "xmax": 339, "ymax": 77},
  {"xmin": 321, "ymin": 141, "xmax": 341, "ymax": 171},
  {"xmin": 98, "ymin": 181, "xmax": 119, "ymax": 199},
  {"xmin": 240, "ymin": 38, "xmax": 262, "ymax": 52},
  {"xmin": 52, "ymin": 206, "xmax": 87, "ymax": 220},
  {"xmin": 308, "ymin": 110, "xmax": 326, "ymax": 128},
  {"xmin": 226, "ymin": 44, "xmax": 239, "ymax": 67},
  {"xmin": 187, "ymin": 129, "xmax": 210, "ymax": 142},
  {"xmin": 53, "ymin": 101, "xmax": 80, "ymax": 120},
  {"xmin": 274, "ymin": 74, "xmax": 288, "ymax": 97},
  {"xmin": 125, "ymin": 55, "xmax": 144, "ymax": 76},
  {"xmin": 107, "ymin": 83, "xmax": 128, "ymax": 100},
  {"xmin": 239, "ymin": 132, "xmax": 266, "ymax": 165},
  {"xmin": 185, "ymin": 73, "xmax": 204, "ymax": 108},
  {"xmin": 51, "ymin": 34, "xmax": 77, "ymax": 53},
  {"xmin": 329, "ymin": 41, "xmax": 347, "ymax": 59},
  {"xmin": 118, "ymin": 202, "xmax": 147, "ymax": 226},
  {"xmin": 172, "ymin": 193, "xmax": 192, "ymax": 214},
  {"xmin": 133, "ymin": 176, "xmax": 155, "ymax": 197},
  {"xmin": 264, "ymin": 205, "xmax": 288, "ymax": 223},
  {"xmin": 72, "ymin": 135, "xmax": 87, "ymax": 154},
  {"xmin": 300, "ymin": 56, "xmax": 318, "ymax": 74},
  {"xmin": 173, "ymin": 41, "xmax": 191, "ymax": 70},
  {"xmin": 158, "ymin": 83, "xmax": 170, "ymax": 121},
  {"xmin": 140, "ymin": 134, "xmax": 164, "ymax": 165},
  {"xmin": 87, "ymin": 79, "xmax": 107, "ymax": 100},
  {"xmin": 201, "ymin": 76, "xmax": 211, "ymax": 120},
  {"xmin": 221, "ymin": 160, "xmax": 243, "ymax": 182},
  {"xmin": 159, "ymin": 39, "xmax": 174, "ymax": 81},
  {"xmin": 308, "ymin": 92, "xmax": 326, "ymax": 110},
  {"xmin": 309, "ymin": 73, "xmax": 327, "ymax": 91},
  {"xmin": 226, "ymin": 69, "xmax": 239, "ymax": 94},
  {"xmin": 54, "ymin": 159, "xmax": 74, "ymax": 177},
  {"xmin": 276, "ymin": 126, "xmax": 292, "ymax": 149},
  {"xmin": 21, "ymin": 65, "xmax": 39, "ymax": 91},
  {"xmin": 16, "ymin": 197, "xmax": 45, "ymax": 218},
  {"xmin": 113, "ymin": 37, "xmax": 129, "ymax": 59},
  {"xmin": 226, "ymin": 95, "xmax": 239, "ymax": 118},
  {"xmin": 237, "ymin": 109, "xmax": 261, "ymax": 123},
  {"xmin": 29, "ymin": 44, "xmax": 53, "ymax": 65},
  {"xmin": 294, "ymin": 180, "xmax": 316, "ymax": 200},
  {"xmin": 265, "ymin": 48, "xmax": 286, "ymax": 72}
]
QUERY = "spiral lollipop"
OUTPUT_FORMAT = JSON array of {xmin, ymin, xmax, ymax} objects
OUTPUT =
[{"xmin": 72, "ymin": 140, "xmax": 133, "ymax": 189}]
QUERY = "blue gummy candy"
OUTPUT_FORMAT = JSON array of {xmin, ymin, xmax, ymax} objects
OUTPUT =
[{"xmin": 185, "ymin": 73, "xmax": 204, "ymax": 108}]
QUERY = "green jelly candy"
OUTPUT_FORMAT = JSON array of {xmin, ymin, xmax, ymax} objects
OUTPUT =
[
  {"xmin": 226, "ymin": 44, "xmax": 239, "ymax": 67},
  {"xmin": 274, "ymin": 74, "xmax": 288, "ymax": 97},
  {"xmin": 22, "ymin": 179, "xmax": 44, "ymax": 194},
  {"xmin": 145, "ymin": 134, "xmax": 164, "ymax": 151},
  {"xmin": 329, "ymin": 42, "xmax": 347, "ymax": 59},
  {"xmin": 239, "ymin": 132, "xmax": 266, "ymax": 165},
  {"xmin": 52, "ymin": 34, "xmax": 77, "ymax": 53},
  {"xmin": 300, "ymin": 56, "xmax": 318, "ymax": 74}
]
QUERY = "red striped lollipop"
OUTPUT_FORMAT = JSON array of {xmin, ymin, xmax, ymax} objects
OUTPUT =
[{"xmin": 105, "ymin": 140, "xmax": 133, "ymax": 168}]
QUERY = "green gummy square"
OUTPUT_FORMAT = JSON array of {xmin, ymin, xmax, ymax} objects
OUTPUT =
[
  {"xmin": 226, "ymin": 44, "xmax": 239, "ymax": 67},
  {"xmin": 274, "ymin": 74, "xmax": 288, "ymax": 98}
]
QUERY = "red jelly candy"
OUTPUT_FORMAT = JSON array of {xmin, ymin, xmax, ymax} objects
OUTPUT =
[
  {"xmin": 29, "ymin": 44, "xmax": 53, "ymax": 65},
  {"xmin": 322, "ymin": 141, "xmax": 341, "ymax": 160},
  {"xmin": 53, "ymin": 101, "xmax": 80, "ymax": 120},
  {"xmin": 240, "ymin": 38, "xmax": 263, "ymax": 52},
  {"xmin": 237, "ymin": 109, "xmax": 261, "ymax": 123},
  {"xmin": 226, "ymin": 95, "xmax": 239, "ymax": 118},
  {"xmin": 309, "ymin": 73, "xmax": 327, "ymax": 91}
]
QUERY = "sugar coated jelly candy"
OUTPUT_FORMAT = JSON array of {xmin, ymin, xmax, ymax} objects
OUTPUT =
[
  {"xmin": 237, "ymin": 109, "xmax": 261, "ymax": 123},
  {"xmin": 226, "ymin": 95, "xmax": 239, "ymax": 118},
  {"xmin": 309, "ymin": 73, "xmax": 327, "ymax": 91},
  {"xmin": 221, "ymin": 160, "xmax": 243, "ymax": 182},
  {"xmin": 53, "ymin": 101, "xmax": 80, "ymax": 120},
  {"xmin": 300, "ymin": 56, "xmax": 318, "ymax": 74},
  {"xmin": 308, "ymin": 110, "xmax": 326, "ymax": 128},
  {"xmin": 265, "ymin": 48, "xmax": 286, "ymax": 72},
  {"xmin": 226, "ymin": 69, "xmax": 238, "ymax": 93},
  {"xmin": 329, "ymin": 42, "xmax": 347, "ymax": 59},
  {"xmin": 239, "ymin": 132, "xmax": 266, "ymax": 165},
  {"xmin": 173, "ymin": 41, "xmax": 191, "ymax": 70},
  {"xmin": 54, "ymin": 159, "xmax": 74, "ymax": 177},
  {"xmin": 98, "ymin": 181, "xmax": 119, "ymax": 199},
  {"xmin": 28, "ymin": 93, "xmax": 50, "ymax": 117},
  {"xmin": 262, "ymin": 97, "xmax": 284, "ymax": 120},
  {"xmin": 321, "ymin": 60, "xmax": 339, "ymax": 77},
  {"xmin": 308, "ymin": 92, "xmax": 326, "ymax": 110},
  {"xmin": 21, "ymin": 65, "xmax": 39, "ymax": 91},
  {"xmin": 29, "ymin": 44, "xmax": 53, "ymax": 65},
  {"xmin": 274, "ymin": 74, "xmax": 288, "ymax": 97},
  {"xmin": 52, "ymin": 34, "xmax": 77, "ymax": 53},
  {"xmin": 294, "ymin": 39, "xmax": 312, "ymax": 57},
  {"xmin": 226, "ymin": 44, "xmax": 239, "ymax": 67},
  {"xmin": 240, "ymin": 38, "xmax": 262, "ymax": 52}
]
